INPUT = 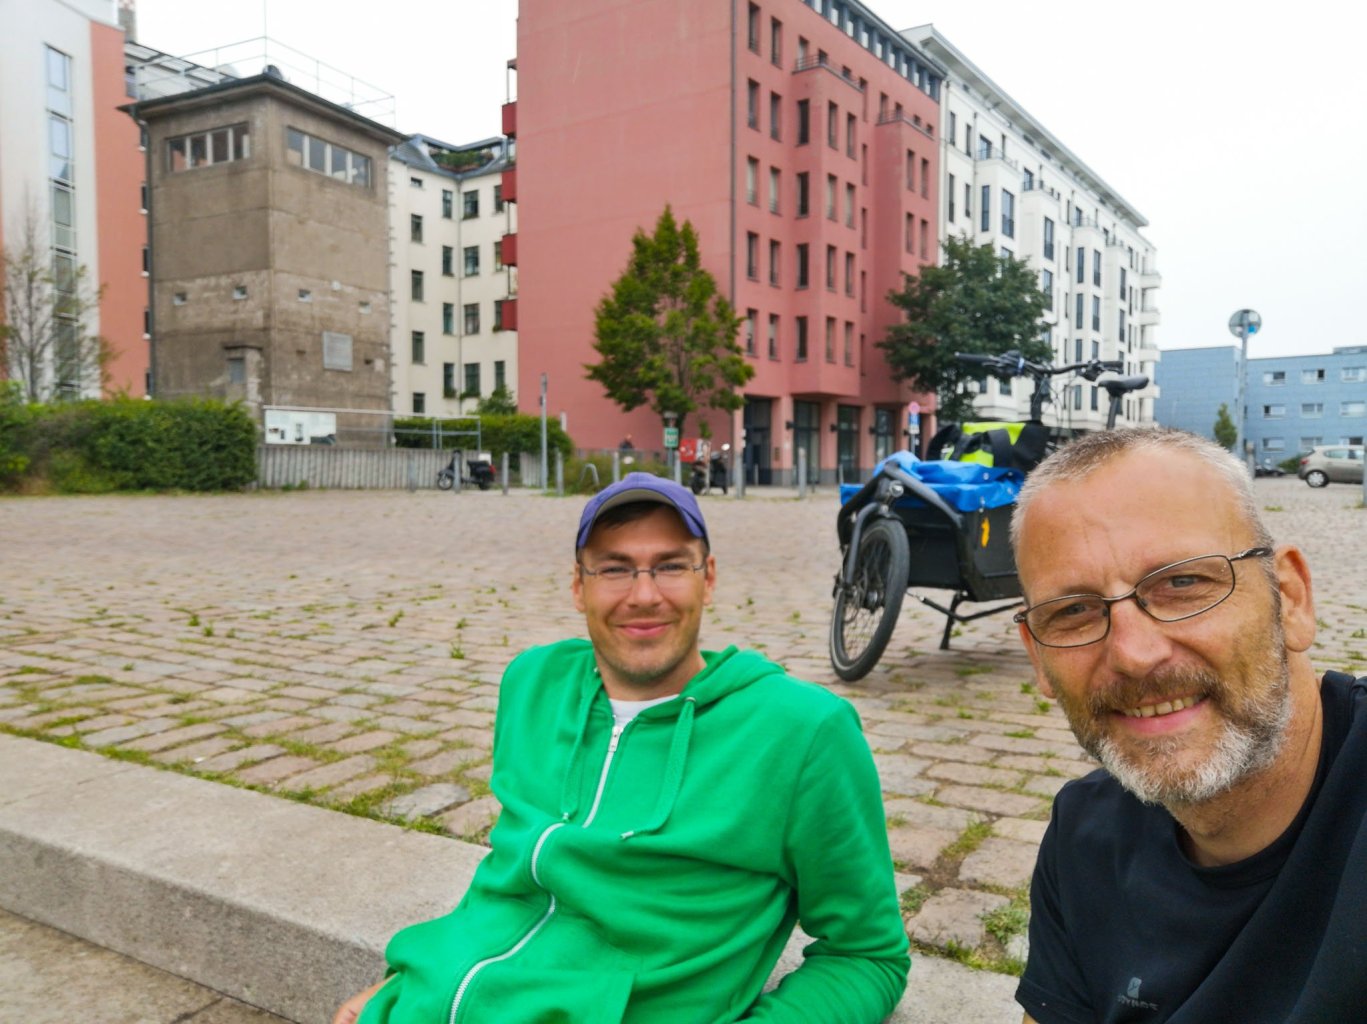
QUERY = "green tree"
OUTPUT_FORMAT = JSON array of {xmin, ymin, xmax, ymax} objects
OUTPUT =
[
  {"xmin": 878, "ymin": 236, "xmax": 1050, "ymax": 425},
  {"xmin": 1213, "ymin": 403, "xmax": 1237, "ymax": 450},
  {"xmin": 1, "ymin": 202, "xmax": 108, "ymax": 402},
  {"xmin": 476, "ymin": 383, "xmax": 518, "ymax": 416},
  {"xmin": 587, "ymin": 206, "xmax": 753, "ymax": 438}
]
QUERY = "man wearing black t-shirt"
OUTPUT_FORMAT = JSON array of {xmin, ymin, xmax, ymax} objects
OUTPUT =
[{"xmin": 1009, "ymin": 428, "xmax": 1367, "ymax": 1024}]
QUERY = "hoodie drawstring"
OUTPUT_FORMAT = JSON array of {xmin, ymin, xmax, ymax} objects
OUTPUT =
[{"xmin": 621, "ymin": 696, "xmax": 696, "ymax": 840}]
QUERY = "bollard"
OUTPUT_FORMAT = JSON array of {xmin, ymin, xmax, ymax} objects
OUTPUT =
[
  {"xmin": 797, "ymin": 448, "xmax": 808, "ymax": 499},
  {"xmin": 612, "ymin": 450, "xmax": 621, "ymax": 483},
  {"xmin": 556, "ymin": 450, "xmax": 564, "ymax": 496},
  {"xmin": 501, "ymin": 452, "xmax": 509, "ymax": 495},
  {"xmin": 734, "ymin": 451, "xmax": 744, "ymax": 500}
]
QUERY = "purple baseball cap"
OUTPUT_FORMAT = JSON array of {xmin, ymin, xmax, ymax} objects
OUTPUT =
[{"xmin": 575, "ymin": 472, "xmax": 710, "ymax": 552}]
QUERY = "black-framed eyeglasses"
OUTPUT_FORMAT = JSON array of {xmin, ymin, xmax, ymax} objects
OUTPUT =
[
  {"xmin": 578, "ymin": 562, "xmax": 705, "ymax": 592},
  {"xmin": 1014, "ymin": 547, "xmax": 1274, "ymax": 649}
]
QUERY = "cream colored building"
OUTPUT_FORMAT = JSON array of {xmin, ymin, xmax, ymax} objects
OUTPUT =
[
  {"xmin": 905, "ymin": 25, "xmax": 1161, "ymax": 434},
  {"xmin": 389, "ymin": 135, "xmax": 518, "ymax": 417}
]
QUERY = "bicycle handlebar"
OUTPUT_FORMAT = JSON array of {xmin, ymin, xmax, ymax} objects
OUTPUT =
[{"xmin": 954, "ymin": 350, "xmax": 1123, "ymax": 383}]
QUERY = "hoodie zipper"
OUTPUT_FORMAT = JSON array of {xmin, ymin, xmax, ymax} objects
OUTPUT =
[{"xmin": 447, "ymin": 720, "xmax": 629, "ymax": 1023}]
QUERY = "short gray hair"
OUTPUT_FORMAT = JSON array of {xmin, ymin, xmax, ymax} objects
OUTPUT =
[{"xmin": 1010, "ymin": 427, "xmax": 1275, "ymax": 554}]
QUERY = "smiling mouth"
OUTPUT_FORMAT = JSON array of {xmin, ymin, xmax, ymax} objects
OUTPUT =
[{"xmin": 1121, "ymin": 695, "xmax": 1206, "ymax": 719}]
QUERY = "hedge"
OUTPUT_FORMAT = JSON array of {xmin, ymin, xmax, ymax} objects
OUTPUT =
[
  {"xmin": 0, "ymin": 393, "xmax": 257, "ymax": 493},
  {"xmin": 393, "ymin": 414, "xmax": 573, "ymax": 463}
]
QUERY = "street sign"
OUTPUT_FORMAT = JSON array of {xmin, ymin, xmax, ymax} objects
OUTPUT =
[{"xmin": 663, "ymin": 427, "xmax": 679, "ymax": 449}]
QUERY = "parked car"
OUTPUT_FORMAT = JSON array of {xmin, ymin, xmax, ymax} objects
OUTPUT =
[
  {"xmin": 1254, "ymin": 459, "xmax": 1285, "ymax": 478},
  {"xmin": 1297, "ymin": 445, "xmax": 1364, "ymax": 487}
]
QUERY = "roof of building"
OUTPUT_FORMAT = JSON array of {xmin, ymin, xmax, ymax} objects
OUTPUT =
[
  {"xmin": 903, "ymin": 25, "xmax": 1148, "ymax": 230},
  {"xmin": 391, "ymin": 134, "xmax": 514, "ymax": 180}
]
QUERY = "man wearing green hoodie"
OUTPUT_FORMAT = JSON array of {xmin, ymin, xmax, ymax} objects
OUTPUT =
[{"xmin": 335, "ymin": 473, "xmax": 909, "ymax": 1024}]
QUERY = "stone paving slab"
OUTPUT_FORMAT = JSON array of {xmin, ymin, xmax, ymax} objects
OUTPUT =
[{"xmin": 0, "ymin": 480, "xmax": 1362, "ymax": 982}]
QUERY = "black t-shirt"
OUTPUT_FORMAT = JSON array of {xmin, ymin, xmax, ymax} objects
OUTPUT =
[{"xmin": 1017, "ymin": 672, "xmax": 1367, "ymax": 1024}]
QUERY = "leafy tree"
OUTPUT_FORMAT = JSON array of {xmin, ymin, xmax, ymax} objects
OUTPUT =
[
  {"xmin": 1, "ymin": 202, "xmax": 108, "ymax": 402},
  {"xmin": 879, "ymin": 236, "xmax": 1050, "ymax": 425},
  {"xmin": 1213, "ymin": 403, "xmax": 1237, "ymax": 450},
  {"xmin": 587, "ymin": 206, "xmax": 753, "ymax": 438},
  {"xmin": 477, "ymin": 383, "xmax": 519, "ymax": 416}
]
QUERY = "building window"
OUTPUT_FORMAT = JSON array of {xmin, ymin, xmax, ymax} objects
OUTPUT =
[
  {"xmin": 769, "ymin": 92, "xmax": 782, "ymax": 140},
  {"xmin": 1263, "ymin": 404, "xmax": 1285, "ymax": 419},
  {"xmin": 442, "ymin": 245, "xmax": 454, "ymax": 276},
  {"xmin": 493, "ymin": 185, "xmax": 504, "ymax": 213},
  {"xmin": 919, "ymin": 220, "xmax": 928, "ymax": 259},
  {"xmin": 442, "ymin": 189, "xmax": 453, "ymax": 218},
  {"xmin": 284, "ymin": 128, "xmax": 368, "ymax": 186},
  {"xmin": 846, "ymin": 113, "xmax": 856, "ymax": 157},
  {"xmin": 1075, "ymin": 293, "xmax": 1083, "ymax": 330},
  {"xmin": 494, "ymin": 360, "xmax": 506, "ymax": 391},
  {"xmin": 1262, "ymin": 437, "xmax": 1285, "ymax": 452},
  {"xmin": 1001, "ymin": 189, "xmax": 1015, "ymax": 239},
  {"xmin": 747, "ymin": 80, "xmax": 760, "ymax": 130},
  {"xmin": 493, "ymin": 299, "xmax": 505, "ymax": 331},
  {"xmin": 1093, "ymin": 250, "xmax": 1102, "ymax": 287},
  {"xmin": 845, "ymin": 182, "xmax": 855, "ymax": 227},
  {"xmin": 411, "ymin": 331, "xmax": 425, "ymax": 364},
  {"xmin": 464, "ymin": 245, "xmax": 480, "ymax": 276},
  {"xmin": 768, "ymin": 239, "xmax": 780, "ymax": 285},
  {"xmin": 746, "ymin": 158, "xmax": 759, "ymax": 204},
  {"xmin": 746, "ymin": 232, "xmax": 760, "ymax": 279},
  {"xmin": 767, "ymin": 314, "xmax": 778, "ymax": 359},
  {"xmin": 461, "ymin": 190, "xmax": 481, "ymax": 218},
  {"xmin": 1301, "ymin": 368, "xmax": 1326, "ymax": 384},
  {"xmin": 464, "ymin": 303, "xmax": 480, "ymax": 334},
  {"xmin": 172, "ymin": 291, "xmax": 188, "ymax": 306},
  {"xmin": 443, "ymin": 363, "xmax": 456, "ymax": 399},
  {"xmin": 1043, "ymin": 217, "xmax": 1055, "ymax": 260},
  {"xmin": 905, "ymin": 214, "xmax": 914, "ymax": 255},
  {"xmin": 744, "ymin": 309, "xmax": 757, "ymax": 355},
  {"xmin": 464, "ymin": 363, "xmax": 481, "ymax": 397},
  {"xmin": 948, "ymin": 111, "xmax": 957, "ymax": 147},
  {"xmin": 747, "ymin": 3, "xmax": 760, "ymax": 52},
  {"xmin": 1091, "ymin": 296, "xmax": 1101, "ymax": 332},
  {"xmin": 410, "ymin": 176, "xmax": 423, "ymax": 189},
  {"xmin": 297, "ymin": 289, "xmax": 312, "ymax": 303},
  {"xmin": 796, "ymin": 99, "xmax": 810, "ymax": 145},
  {"xmin": 413, "ymin": 392, "xmax": 426, "ymax": 415},
  {"xmin": 825, "ymin": 245, "xmax": 837, "ymax": 290},
  {"xmin": 493, "ymin": 240, "xmax": 504, "ymax": 270},
  {"xmin": 827, "ymin": 101, "xmax": 838, "ymax": 148},
  {"xmin": 1076, "ymin": 246, "xmax": 1085, "ymax": 284},
  {"xmin": 948, "ymin": 173, "xmax": 956, "ymax": 222},
  {"xmin": 1342, "ymin": 366, "xmax": 1365, "ymax": 382},
  {"xmin": 1119, "ymin": 266, "xmax": 1127, "ymax": 300},
  {"xmin": 921, "ymin": 158, "xmax": 929, "ymax": 198},
  {"xmin": 845, "ymin": 251, "xmax": 855, "ymax": 295},
  {"xmin": 1343, "ymin": 401, "xmax": 1366, "ymax": 417},
  {"xmin": 979, "ymin": 185, "xmax": 991, "ymax": 233},
  {"xmin": 232, "ymin": 285, "xmax": 247, "ymax": 300},
  {"xmin": 796, "ymin": 243, "xmax": 809, "ymax": 288},
  {"xmin": 226, "ymin": 356, "xmax": 246, "ymax": 384},
  {"xmin": 795, "ymin": 316, "xmax": 808, "ymax": 361},
  {"xmin": 1041, "ymin": 269, "xmax": 1053, "ymax": 310},
  {"xmin": 411, "ymin": 270, "xmax": 424, "ymax": 301},
  {"xmin": 443, "ymin": 303, "xmax": 455, "ymax": 335},
  {"xmin": 168, "ymin": 124, "xmax": 250, "ymax": 172},
  {"xmin": 1263, "ymin": 370, "xmax": 1286, "ymax": 386},
  {"xmin": 826, "ymin": 175, "xmax": 837, "ymax": 219},
  {"xmin": 795, "ymin": 171, "xmax": 809, "ymax": 216},
  {"xmin": 1302, "ymin": 402, "xmax": 1324, "ymax": 417},
  {"xmin": 1300, "ymin": 436, "xmax": 1323, "ymax": 450},
  {"xmin": 770, "ymin": 17, "xmax": 782, "ymax": 67},
  {"xmin": 410, "ymin": 214, "xmax": 423, "ymax": 243},
  {"xmin": 824, "ymin": 317, "xmax": 836, "ymax": 362},
  {"xmin": 844, "ymin": 322, "xmax": 854, "ymax": 366}
]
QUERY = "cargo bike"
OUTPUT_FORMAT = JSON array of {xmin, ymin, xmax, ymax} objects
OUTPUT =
[{"xmin": 828, "ymin": 351, "xmax": 1150, "ymax": 681}]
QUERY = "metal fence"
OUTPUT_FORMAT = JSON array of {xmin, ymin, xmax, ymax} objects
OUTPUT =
[{"xmin": 257, "ymin": 446, "xmax": 452, "ymax": 490}]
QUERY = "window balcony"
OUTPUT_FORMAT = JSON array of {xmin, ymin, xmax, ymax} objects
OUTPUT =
[
  {"xmin": 501, "ymin": 166, "xmax": 517, "ymax": 203},
  {"xmin": 1138, "ymin": 268, "xmax": 1161, "ymax": 288},
  {"xmin": 501, "ymin": 232, "xmax": 517, "ymax": 267},
  {"xmin": 500, "ymin": 297, "xmax": 518, "ymax": 331},
  {"xmin": 1137, "ymin": 306, "xmax": 1160, "ymax": 326},
  {"xmin": 502, "ymin": 101, "xmax": 517, "ymax": 139}
]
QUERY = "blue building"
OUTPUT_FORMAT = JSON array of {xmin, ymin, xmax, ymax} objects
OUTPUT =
[{"xmin": 1155, "ymin": 345, "xmax": 1367, "ymax": 462}]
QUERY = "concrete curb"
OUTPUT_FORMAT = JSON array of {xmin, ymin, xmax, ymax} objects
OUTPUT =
[{"xmin": 0, "ymin": 734, "xmax": 1019, "ymax": 1023}]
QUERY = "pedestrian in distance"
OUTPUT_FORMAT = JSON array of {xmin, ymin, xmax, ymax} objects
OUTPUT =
[
  {"xmin": 1009, "ymin": 427, "xmax": 1367, "ymax": 1024},
  {"xmin": 334, "ymin": 471, "xmax": 908, "ymax": 1023}
]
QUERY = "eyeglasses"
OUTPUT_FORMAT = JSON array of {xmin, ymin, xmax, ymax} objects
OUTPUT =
[
  {"xmin": 578, "ymin": 561, "xmax": 705, "ymax": 592},
  {"xmin": 1014, "ymin": 548, "xmax": 1274, "ymax": 649}
]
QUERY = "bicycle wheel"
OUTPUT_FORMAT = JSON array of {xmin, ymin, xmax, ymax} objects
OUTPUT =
[{"xmin": 829, "ymin": 517, "xmax": 910, "ymax": 681}]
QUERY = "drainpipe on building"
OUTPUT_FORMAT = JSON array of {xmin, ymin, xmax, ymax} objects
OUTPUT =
[{"xmin": 136, "ymin": 113, "xmax": 155, "ymax": 397}]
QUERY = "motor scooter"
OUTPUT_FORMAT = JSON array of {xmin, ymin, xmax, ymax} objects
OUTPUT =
[
  {"xmin": 437, "ymin": 451, "xmax": 496, "ymax": 491},
  {"xmin": 689, "ymin": 443, "xmax": 730, "ymax": 495}
]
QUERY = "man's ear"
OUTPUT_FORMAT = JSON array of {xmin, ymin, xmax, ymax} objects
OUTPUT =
[
  {"xmin": 571, "ymin": 563, "xmax": 586, "ymax": 613},
  {"xmin": 701, "ymin": 553, "xmax": 717, "ymax": 607},
  {"xmin": 1017, "ymin": 621, "xmax": 1056, "ymax": 699},
  {"xmin": 1273, "ymin": 545, "xmax": 1315, "ymax": 653}
]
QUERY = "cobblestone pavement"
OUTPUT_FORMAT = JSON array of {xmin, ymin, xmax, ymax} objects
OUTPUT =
[{"xmin": 1, "ymin": 479, "xmax": 1363, "ymax": 972}]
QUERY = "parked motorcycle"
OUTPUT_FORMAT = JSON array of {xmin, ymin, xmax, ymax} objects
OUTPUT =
[
  {"xmin": 437, "ymin": 452, "xmax": 496, "ymax": 491},
  {"xmin": 689, "ymin": 443, "xmax": 730, "ymax": 495}
]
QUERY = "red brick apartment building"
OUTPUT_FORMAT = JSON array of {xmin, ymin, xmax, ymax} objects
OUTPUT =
[{"xmin": 511, "ymin": 0, "xmax": 942, "ymax": 483}]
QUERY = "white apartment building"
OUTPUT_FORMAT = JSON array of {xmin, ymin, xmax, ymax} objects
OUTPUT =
[
  {"xmin": 390, "ymin": 135, "xmax": 518, "ymax": 417},
  {"xmin": 905, "ymin": 26, "xmax": 1161, "ymax": 434}
]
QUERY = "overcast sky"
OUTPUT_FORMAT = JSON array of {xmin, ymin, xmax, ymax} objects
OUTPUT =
[{"xmin": 133, "ymin": 0, "xmax": 1366, "ymax": 360}]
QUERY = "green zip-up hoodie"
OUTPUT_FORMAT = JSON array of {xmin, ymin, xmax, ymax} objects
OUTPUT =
[{"xmin": 360, "ymin": 640, "xmax": 909, "ymax": 1024}]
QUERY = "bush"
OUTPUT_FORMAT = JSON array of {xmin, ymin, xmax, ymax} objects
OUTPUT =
[
  {"xmin": 395, "ymin": 414, "xmax": 573, "ymax": 463},
  {"xmin": 0, "ymin": 383, "xmax": 33, "ymax": 487},
  {"xmin": 1, "ymin": 397, "xmax": 257, "ymax": 493}
]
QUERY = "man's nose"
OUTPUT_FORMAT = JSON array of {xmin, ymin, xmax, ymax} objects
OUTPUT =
[
  {"xmin": 1102, "ymin": 594, "xmax": 1174, "ymax": 678},
  {"xmin": 625, "ymin": 569, "xmax": 664, "ymax": 601}
]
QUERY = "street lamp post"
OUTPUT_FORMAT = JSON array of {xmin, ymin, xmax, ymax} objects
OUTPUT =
[{"xmin": 1228, "ymin": 309, "xmax": 1262, "ymax": 473}]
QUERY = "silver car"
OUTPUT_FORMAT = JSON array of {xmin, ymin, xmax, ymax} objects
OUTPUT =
[{"xmin": 1297, "ymin": 445, "xmax": 1364, "ymax": 487}]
